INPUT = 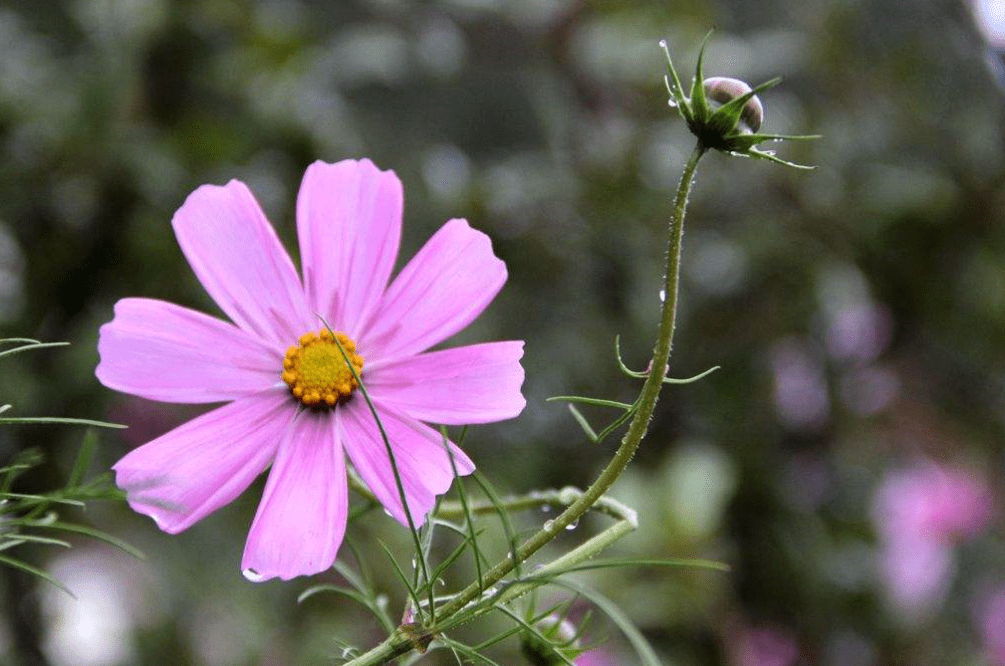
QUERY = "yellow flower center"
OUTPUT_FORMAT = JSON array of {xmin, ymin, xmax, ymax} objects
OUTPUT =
[{"xmin": 281, "ymin": 330, "xmax": 364, "ymax": 408}]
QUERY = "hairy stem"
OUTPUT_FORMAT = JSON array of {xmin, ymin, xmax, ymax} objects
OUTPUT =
[{"xmin": 344, "ymin": 141, "xmax": 706, "ymax": 666}]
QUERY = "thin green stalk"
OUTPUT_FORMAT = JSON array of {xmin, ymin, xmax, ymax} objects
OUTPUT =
[{"xmin": 344, "ymin": 142, "xmax": 706, "ymax": 666}]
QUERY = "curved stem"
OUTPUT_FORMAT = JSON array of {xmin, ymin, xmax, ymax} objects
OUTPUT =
[{"xmin": 344, "ymin": 141, "xmax": 707, "ymax": 666}]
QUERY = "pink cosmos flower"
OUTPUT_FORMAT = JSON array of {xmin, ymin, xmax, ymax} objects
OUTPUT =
[{"xmin": 96, "ymin": 158, "xmax": 525, "ymax": 581}]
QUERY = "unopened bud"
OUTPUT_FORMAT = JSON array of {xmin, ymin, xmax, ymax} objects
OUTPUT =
[{"xmin": 703, "ymin": 76, "xmax": 763, "ymax": 133}]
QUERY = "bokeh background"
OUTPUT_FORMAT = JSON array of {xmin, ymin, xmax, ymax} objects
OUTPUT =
[{"xmin": 2, "ymin": 0, "xmax": 1005, "ymax": 664}]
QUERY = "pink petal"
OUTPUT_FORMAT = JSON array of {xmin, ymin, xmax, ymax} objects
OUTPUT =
[
  {"xmin": 172, "ymin": 180, "xmax": 312, "ymax": 347},
  {"xmin": 359, "ymin": 219, "xmax": 507, "ymax": 361},
  {"xmin": 296, "ymin": 159, "xmax": 403, "ymax": 337},
  {"xmin": 241, "ymin": 410, "xmax": 347, "ymax": 581},
  {"xmin": 113, "ymin": 389, "xmax": 293, "ymax": 534},
  {"xmin": 366, "ymin": 341, "xmax": 525, "ymax": 424},
  {"xmin": 96, "ymin": 298, "xmax": 281, "ymax": 403},
  {"xmin": 339, "ymin": 400, "xmax": 474, "ymax": 526}
]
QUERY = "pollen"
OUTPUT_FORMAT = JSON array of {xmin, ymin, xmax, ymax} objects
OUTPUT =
[{"xmin": 281, "ymin": 330, "xmax": 364, "ymax": 408}]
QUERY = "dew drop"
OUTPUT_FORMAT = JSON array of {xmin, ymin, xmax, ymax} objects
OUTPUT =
[
  {"xmin": 541, "ymin": 504, "xmax": 552, "ymax": 513},
  {"xmin": 565, "ymin": 519, "xmax": 579, "ymax": 531},
  {"xmin": 242, "ymin": 568, "xmax": 266, "ymax": 582},
  {"xmin": 658, "ymin": 39, "xmax": 667, "ymax": 48},
  {"xmin": 667, "ymin": 99, "xmax": 678, "ymax": 108},
  {"xmin": 659, "ymin": 289, "xmax": 666, "ymax": 302},
  {"xmin": 763, "ymin": 150, "xmax": 777, "ymax": 156}
]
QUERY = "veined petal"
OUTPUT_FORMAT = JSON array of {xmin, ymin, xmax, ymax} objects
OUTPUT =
[
  {"xmin": 297, "ymin": 159, "xmax": 403, "ymax": 337},
  {"xmin": 241, "ymin": 410, "xmax": 347, "ymax": 581},
  {"xmin": 172, "ymin": 180, "xmax": 312, "ymax": 347},
  {"xmin": 97, "ymin": 298, "xmax": 281, "ymax": 403},
  {"xmin": 113, "ymin": 389, "xmax": 293, "ymax": 534},
  {"xmin": 359, "ymin": 219, "xmax": 507, "ymax": 360},
  {"xmin": 367, "ymin": 341, "xmax": 525, "ymax": 424},
  {"xmin": 339, "ymin": 400, "xmax": 474, "ymax": 527}
]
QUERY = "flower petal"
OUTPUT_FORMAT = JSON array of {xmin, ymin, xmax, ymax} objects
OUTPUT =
[
  {"xmin": 340, "ymin": 400, "xmax": 474, "ymax": 526},
  {"xmin": 96, "ymin": 298, "xmax": 281, "ymax": 403},
  {"xmin": 296, "ymin": 159, "xmax": 403, "ymax": 337},
  {"xmin": 360, "ymin": 219, "xmax": 507, "ymax": 360},
  {"xmin": 366, "ymin": 341, "xmax": 525, "ymax": 424},
  {"xmin": 241, "ymin": 410, "xmax": 347, "ymax": 581},
  {"xmin": 113, "ymin": 389, "xmax": 293, "ymax": 534},
  {"xmin": 172, "ymin": 180, "xmax": 312, "ymax": 347}
]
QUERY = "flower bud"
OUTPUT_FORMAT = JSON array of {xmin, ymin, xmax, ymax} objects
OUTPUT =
[
  {"xmin": 703, "ymin": 76, "xmax": 763, "ymax": 133},
  {"xmin": 660, "ymin": 33, "xmax": 818, "ymax": 168}
]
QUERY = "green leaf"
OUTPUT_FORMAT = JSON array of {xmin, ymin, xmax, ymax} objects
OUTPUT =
[
  {"xmin": 566, "ymin": 404, "xmax": 598, "ymax": 443},
  {"xmin": 66, "ymin": 430, "xmax": 99, "ymax": 489},
  {"xmin": 328, "ymin": 324, "xmax": 432, "ymax": 615},
  {"xmin": 378, "ymin": 540, "xmax": 424, "ymax": 621},
  {"xmin": 614, "ymin": 335, "xmax": 647, "ymax": 378},
  {"xmin": 0, "ymin": 416, "xmax": 126, "ymax": 429},
  {"xmin": 546, "ymin": 396, "xmax": 634, "ymax": 410},
  {"xmin": 689, "ymin": 29, "xmax": 715, "ymax": 121},
  {"xmin": 0, "ymin": 340, "xmax": 69, "ymax": 359},
  {"xmin": 441, "ymin": 425, "xmax": 484, "ymax": 591},
  {"xmin": 471, "ymin": 472, "xmax": 522, "ymax": 579},
  {"xmin": 0, "ymin": 554, "xmax": 74, "ymax": 597},
  {"xmin": 435, "ymin": 636, "xmax": 504, "ymax": 666},
  {"xmin": 563, "ymin": 556, "xmax": 730, "ymax": 574},
  {"xmin": 663, "ymin": 365, "xmax": 721, "ymax": 385},
  {"xmin": 33, "ymin": 522, "xmax": 144, "ymax": 559},
  {"xmin": 298, "ymin": 585, "xmax": 395, "ymax": 633},
  {"xmin": 549, "ymin": 578, "xmax": 662, "ymax": 666}
]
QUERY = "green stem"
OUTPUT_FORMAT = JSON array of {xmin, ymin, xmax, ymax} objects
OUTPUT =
[{"xmin": 344, "ymin": 141, "xmax": 706, "ymax": 666}]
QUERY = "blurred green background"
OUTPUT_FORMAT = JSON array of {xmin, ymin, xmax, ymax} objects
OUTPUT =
[{"xmin": 2, "ymin": 0, "xmax": 1005, "ymax": 664}]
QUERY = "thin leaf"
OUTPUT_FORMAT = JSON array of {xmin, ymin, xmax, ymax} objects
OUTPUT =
[
  {"xmin": 0, "ymin": 554, "xmax": 74, "ymax": 597},
  {"xmin": 328, "ymin": 325, "xmax": 433, "ymax": 618},
  {"xmin": 33, "ymin": 522, "xmax": 145, "ymax": 559},
  {"xmin": 66, "ymin": 430, "xmax": 99, "ymax": 489},
  {"xmin": 428, "ymin": 528, "xmax": 487, "ymax": 585},
  {"xmin": 378, "ymin": 540, "xmax": 423, "ymax": 620},
  {"xmin": 298, "ymin": 585, "xmax": 395, "ymax": 633},
  {"xmin": 435, "ymin": 636, "xmax": 504, "ymax": 666},
  {"xmin": 441, "ymin": 425, "xmax": 484, "ymax": 592},
  {"xmin": 0, "ymin": 341, "xmax": 69, "ymax": 359},
  {"xmin": 2, "ymin": 533, "xmax": 71, "ymax": 549},
  {"xmin": 492, "ymin": 605, "xmax": 576, "ymax": 666},
  {"xmin": 689, "ymin": 29, "xmax": 715, "ymax": 121},
  {"xmin": 471, "ymin": 472, "xmax": 522, "ymax": 579},
  {"xmin": 563, "ymin": 557, "xmax": 730, "ymax": 574},
  {"xmin": 546, "ymin": 396, "xmax": 634, "ymax": 410},
  {"xmin": 663, "ymin": 365, "xmax": 720, "ymax": 385},
  {"xmin": 548, "ymin": 578, "xmax": 661, "ymax": 666},
  {"xmin": 566, "ymin": 405, "xmax": 597, "ymax": 443},
  {"xmin": 0, "ymin": 417, "xmax": 126, "ymax": 429},
  {"xmin": 593, "ymin": 406, "xmax": 637, "ymax": 445},
  {"xmin": 614, "ymin": 335, "xmax": 647, "ymax": 378}
]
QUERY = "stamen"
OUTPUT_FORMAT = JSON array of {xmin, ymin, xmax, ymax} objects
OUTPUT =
[{"xmin": 281, "ymin": 329, "xmax": 364, "ymax": 408}]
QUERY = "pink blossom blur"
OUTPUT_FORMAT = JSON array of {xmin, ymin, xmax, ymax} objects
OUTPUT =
[{"xmin": 872, "ymin": 461, "xmax": 993, "ymax": 617}]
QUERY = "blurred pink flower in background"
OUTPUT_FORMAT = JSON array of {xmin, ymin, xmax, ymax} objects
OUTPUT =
[
  {"xmin": 96, "ymin": 158, "xmax": 525, "ymax": 581},
  {"xmin": 575, "ymin": 647, "xmax": 617, "ymax": 666},
  {"xmin": 979, "ymin": 585, "xmax": 1005, "ymax": 666},
  {"xmin": 727, "ymin": 622, "xmax": 800, "ymax": 666},
  {"xmin": 872, "ymin": 461, "xmax": 993, "ymax": 618}
]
